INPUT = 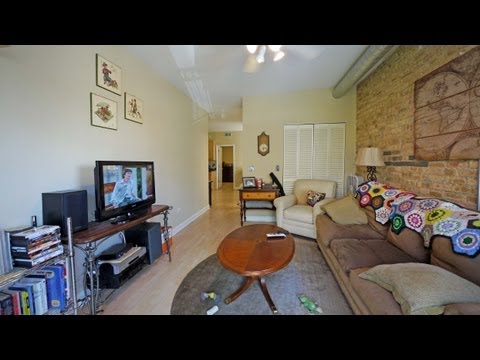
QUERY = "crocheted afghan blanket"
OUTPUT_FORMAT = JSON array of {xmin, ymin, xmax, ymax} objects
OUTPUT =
[{"xmin": 356, "ymin": 181, "xmax": 480, "ymax": 257}]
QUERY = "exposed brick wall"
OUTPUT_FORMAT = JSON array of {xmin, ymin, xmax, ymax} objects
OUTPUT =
[{"xmin": 357, "ymin": 45, "xmax": 479, "ymax": 210}]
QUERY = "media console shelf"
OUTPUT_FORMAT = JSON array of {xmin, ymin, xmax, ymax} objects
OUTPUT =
[{"xmin": 71, "ymin": 204, "xmax": 172, "ymax": 315}]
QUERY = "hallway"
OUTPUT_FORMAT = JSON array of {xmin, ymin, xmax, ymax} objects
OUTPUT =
[{"xmin": 211, "ymin": 182, "xmax": 238, "ymax": 209}]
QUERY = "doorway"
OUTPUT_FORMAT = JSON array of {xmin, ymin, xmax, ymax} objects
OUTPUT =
[{"xmin": 216, "ymin": 145, "xmax": 235, "ymax": 190}]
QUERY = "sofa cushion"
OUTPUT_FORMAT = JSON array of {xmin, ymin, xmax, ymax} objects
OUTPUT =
[
  {"xmin": 316, "ymin": 214, "xmax": 385, "ymax": 247},
  {"xmin": 349, "ymin": 268, "xmax": 402, "ymax": 315},
  {"xmin": 386, "ymin": 227, "xmax": 430, "ymax": 263},
  {"xmin": 443, "ymin": 303, "xmax": 480, "ymax": 315},
  {"xmin": 330, "ymin": 239, "xmax": 416, "ymax": 273},
  {"xmin": 306, "ymin": 190, "xmax": 325, "ymax": 207},
  {"xmin": 431, "ymin": 236, "xmax": 480, "ymax": 287},
  {"xmin": 359, "ymin": 263, "xmax": 480, "ymax": 315},
  {"xmin": 321, "ymin": 196, "xmax": 368, "ymax": 225},
  {"xmin": 284, "ymin": 205, "xmax": 314, "ymax": 224}
]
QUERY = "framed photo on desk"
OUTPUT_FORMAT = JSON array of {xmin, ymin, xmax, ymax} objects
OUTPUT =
[{"xmin": 242, "ymin": 177, "xmax": 256, "ymax": 188}]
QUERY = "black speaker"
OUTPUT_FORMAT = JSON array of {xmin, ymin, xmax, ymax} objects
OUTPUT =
[
  {"xmin": 42, "ymin": 190, "xmax": 88, "ymax": 237},
  {"xmin": 125, "ymin": 222, "xmax": 161, "ymax": 264}
]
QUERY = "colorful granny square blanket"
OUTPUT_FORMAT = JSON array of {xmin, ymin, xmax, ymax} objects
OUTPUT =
[{"xmin": 356, "ymin": 181, "xmax": 480, "ymax": 257}]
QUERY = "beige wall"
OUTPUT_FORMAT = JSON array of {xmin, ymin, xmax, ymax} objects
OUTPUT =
[
  {"xmin": 209, "ymin": 132, "xmax": 243, "ymax": 188},
  {"xmin": 242, "ymin": 88, "xmax": 357, "ymax": 190},
  {"xmin": 0, "ymin": 45, "xmax": 209, "ymax": 297},
  {"xmin": 0, "ymin": 45, "xmax": 208, "ymax": 230},
  {"xmin": 357, "ymin": 45, "xmax": 478, "ymax": 210}
]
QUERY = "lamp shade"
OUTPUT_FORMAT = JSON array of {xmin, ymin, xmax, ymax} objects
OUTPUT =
[{"xmin": 356, "ymin": 147, "xmax": 385, "ymax": 166}]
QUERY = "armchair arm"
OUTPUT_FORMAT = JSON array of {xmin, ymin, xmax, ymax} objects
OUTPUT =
[{"xmin": 273, "ymin": 194, "xmax": 296, "ymax": 227}]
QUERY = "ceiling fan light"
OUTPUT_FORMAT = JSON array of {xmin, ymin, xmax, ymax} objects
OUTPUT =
[
  {"xmin": 246, "ymin": 45, "xmax": 258, "ymax": 54},
  {"xmin": 273, "ymin": 51, "xmax": 285, "ymax": 61},
  {"xmin": 256, "ymin": 45, "xmax": 266, "ymax": 63},
  {"xmin": 268, "ymin": 45, "xmax": 282, "ymax": 52}
]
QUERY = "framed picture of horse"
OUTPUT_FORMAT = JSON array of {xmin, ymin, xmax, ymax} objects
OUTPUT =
[
  {"xmin": 96, "ymin": 54, "xmax": 122, "ymax": 96},
  {"xmin": 124, "ymin": 92, "xmax": 144, "ymax": 124}
]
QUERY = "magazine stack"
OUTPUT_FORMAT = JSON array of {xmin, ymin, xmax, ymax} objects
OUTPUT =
[{"xmin": 9, "ymin": 225, "xmax": 63, "ymax": 268}]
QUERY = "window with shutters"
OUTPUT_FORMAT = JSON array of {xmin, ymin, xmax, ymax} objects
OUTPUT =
[{"xmin": 283, "ymin": 123, "xmax": 345, "ymax": 198}]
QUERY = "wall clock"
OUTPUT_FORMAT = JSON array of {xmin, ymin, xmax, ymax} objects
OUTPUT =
[{"xmin": 257, "ymin": 131, "xmax": 270, "ymax": 156}]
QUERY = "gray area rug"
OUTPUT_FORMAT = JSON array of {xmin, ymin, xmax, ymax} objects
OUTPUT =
[{"xmin": 170, "ymin": 237, "xmax": 352, "ymax": 315}]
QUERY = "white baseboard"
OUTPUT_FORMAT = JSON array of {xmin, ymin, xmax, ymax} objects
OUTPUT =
[
  {"xmin": 171, "ymin": 206, "xmax": 276, "ymax": 235},
  {"xmin": 171, "ymin": 205, "xmax": 209, "ymax": 236}
]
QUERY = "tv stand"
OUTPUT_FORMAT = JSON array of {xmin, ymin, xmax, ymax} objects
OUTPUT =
[
  {"xmin": 109, "ymin": 208, "xmax": 149, "ymax": 224},
  {"xmin": 110, "ymin": 214, "xmax": 129, "ymax": 224},
  {"xmin": 72, "ymin": 204, "xmax": 172, "ymax": 315}
]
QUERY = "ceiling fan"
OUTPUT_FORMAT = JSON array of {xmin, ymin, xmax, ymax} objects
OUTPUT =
[
  {"xmin": 243, "ymin": 45, "xmax": 285, "ymax": 73},
  {"xmin": 243, "ymin": 45, "xmax": 325, "ymax": 73}
]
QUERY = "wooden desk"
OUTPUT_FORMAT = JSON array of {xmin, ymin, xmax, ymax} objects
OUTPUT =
[{"xmin": 239, "ymin": 188, "xmax": 280, "ymax": 226}]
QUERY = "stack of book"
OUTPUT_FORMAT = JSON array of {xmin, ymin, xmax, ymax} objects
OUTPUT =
[
  {"xmin": 1, "ymin": 225, "xmax": 31, "ymax": 275},
  {"xmin": 9, "ymin": 225, "xmax": 63, "ymax": 268},
  {"xmin": 1, "ymin": 262, "xmax": 68, "ymax": 315}
]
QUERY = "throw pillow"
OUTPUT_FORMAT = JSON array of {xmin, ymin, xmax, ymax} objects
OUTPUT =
[
  {"xmin": 359, "ymin": 263, "xmax": 480, "ymax": 315},
  {"xmin": 320, "ymin": 196, "xmax": 368, "ymax": 225},
  {"xmin": 306, "ymin": 190, "xmax": 326, "ymax": 207}
]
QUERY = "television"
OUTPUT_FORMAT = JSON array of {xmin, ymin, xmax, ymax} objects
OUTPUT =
[{"xmin": 94, "ymin": 160, "xmax": 156, "ymax": 222}]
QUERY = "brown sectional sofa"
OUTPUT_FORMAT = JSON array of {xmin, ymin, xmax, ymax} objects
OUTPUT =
[{"xmin": 316, "ymin": 206, "xmax": 480, "ymax": 315}]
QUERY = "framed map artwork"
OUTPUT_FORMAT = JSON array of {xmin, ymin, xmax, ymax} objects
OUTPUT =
[{"xmin": 414, "ymin": 46, "xmax": 480, "ymax": 161}]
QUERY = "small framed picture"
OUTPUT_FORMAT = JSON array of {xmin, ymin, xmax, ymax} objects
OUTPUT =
[
  {"xmin": 90, "ymin": 93, "xmax": 117, "ymax": 130},
  {"xmin": 124, "ymin": 92, "xmax": 144, "ymax": 124},
  {"xmin": 242, "ymin": 177, "xmax": 256, "ymax": 188},
  {"xmin": 96, "ymin": 54, "xmax": 122, "ymax": 96}
]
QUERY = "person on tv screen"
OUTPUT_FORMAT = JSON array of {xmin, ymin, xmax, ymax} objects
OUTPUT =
[{"xmin": 111, "ymin": 168, "xmax": 140, "ymax": 208}]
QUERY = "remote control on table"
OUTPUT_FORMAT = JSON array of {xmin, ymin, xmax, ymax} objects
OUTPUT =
[{"xmin": 266, "ymin": 232, "xmax": 287, "ymax": 239}]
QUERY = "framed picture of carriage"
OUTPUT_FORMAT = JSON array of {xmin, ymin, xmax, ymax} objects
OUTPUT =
[
  {"xmin": 96, "ymin": 54, "xmax": 122, "ymax": 96},
  {"xmin": 90, "ymin": 93, "xmax": 117, "ymax": 130}
]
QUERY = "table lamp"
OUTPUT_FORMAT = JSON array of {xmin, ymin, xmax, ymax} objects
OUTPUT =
[{"xmin": 355, "ymin": 147, "xmax": 385, "ymax": 182}]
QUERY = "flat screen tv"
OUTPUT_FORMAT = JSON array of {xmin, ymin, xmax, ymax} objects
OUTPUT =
[{"xmin": 94, "ymin": 160, "xmax": 156, "ymax": 222}]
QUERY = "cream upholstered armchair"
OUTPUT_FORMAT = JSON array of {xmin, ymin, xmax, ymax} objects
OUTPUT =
[{"xmin": 274, "ymin": 179, "xmax": 337, "ymax": 238}]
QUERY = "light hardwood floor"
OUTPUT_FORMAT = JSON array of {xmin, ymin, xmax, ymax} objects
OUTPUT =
[{"xmin": 101, "ymin": 183, "xmax": 254, "ymax": 315}]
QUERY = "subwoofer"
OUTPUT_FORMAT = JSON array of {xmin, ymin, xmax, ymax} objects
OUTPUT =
[
  {"xmin": 42, "ymin": 190, "xmax": 88, "ymax": 237},
  {"xmin": 125, "ymin": 222, "xmax": 162, "ymax": 264}
]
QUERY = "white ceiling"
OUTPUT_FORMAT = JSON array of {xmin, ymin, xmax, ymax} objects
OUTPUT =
[{"xmin": 126, "ymin": 45, "xmax": 368, "ymax": 131}]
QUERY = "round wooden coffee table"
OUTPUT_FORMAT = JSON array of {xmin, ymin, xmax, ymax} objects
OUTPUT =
[{"xmin": 217, "ymin": 224, "xmax": 295, "ymax": 314}]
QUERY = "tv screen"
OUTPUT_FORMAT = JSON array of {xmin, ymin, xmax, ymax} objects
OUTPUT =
[{"xmin": 94, "ymin": 160, "xmax": 156, "ymax": 222}]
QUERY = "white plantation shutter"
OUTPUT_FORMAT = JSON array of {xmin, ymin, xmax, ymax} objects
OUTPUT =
[
  {"xmin": 329, "ymin": 125, "xmax": 345, "ymax": 197},
  {"xmin": 283, "ymin": 125, "xmax": 298, "ymax": 194},
  {"xmin": 283, "ymin": 125, "xmax": 313, "ymax": 194},
  {"xmin": 298, "ymin": 126, "xmax": 314, "ymax": 179},
  {"xmin": 284, "ymin": 123, "xmax": 345, "ymax": 197},
  {"xmin": 313, "ymin": 123, "xmax": 345, "ymax": 197},
  {"xmin": 313, "ymin": 125, "xmax": 328, "ymax": 179}
]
